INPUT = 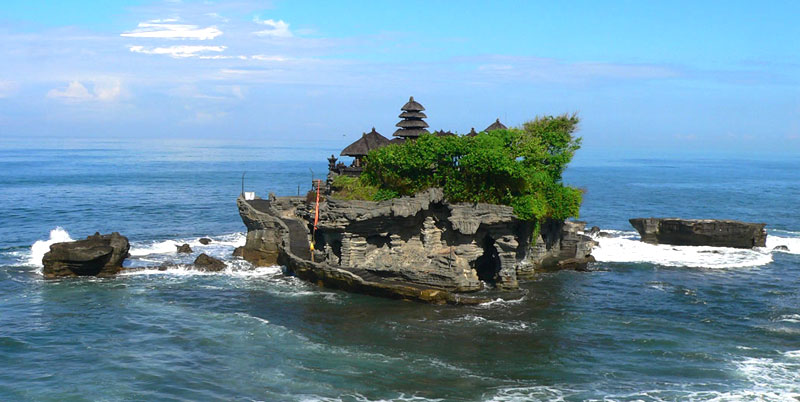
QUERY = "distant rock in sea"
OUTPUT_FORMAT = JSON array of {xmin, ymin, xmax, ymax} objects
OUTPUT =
[
  {"xmin": 199, "ymin": 238, "xmax": 212, "ymax": 245},
  {"xmin": 193, "ymin": 253, "xmax": 226, "ymax": 271},
  {"xmin": 629, "ymin": 218, "xmax": 767, "ymax": 249},
  {"xmin": 176, "ymin": 243, "xmax": 192, "ymax": 253},
  {"xmin": 42, "ymin": 232, "xmax": 130, "ymax": 279}
]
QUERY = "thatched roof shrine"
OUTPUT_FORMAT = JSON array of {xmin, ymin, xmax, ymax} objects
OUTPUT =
[
  {"xmin": 340, "ymin": 127, "xmax": 390, "ymax": 157},
  {"xmin": 484, "ymin": 118, "xmax": 507, "ymax": 132},
  {"xmin": 393, "ymin": 96, "xmax": 430, "ymax": 139},
  {"xmin": 465, "ymin": 127, "xmax": 479, "ymax": 137},
  {"xmin": 434, "ymin": 129, "xmax": 456, "ymax": 137}
]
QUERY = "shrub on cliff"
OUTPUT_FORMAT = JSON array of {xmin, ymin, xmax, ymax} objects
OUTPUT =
[{"xmin": 338, "ymin": 114, "xmax": 582, "ymax": 221}]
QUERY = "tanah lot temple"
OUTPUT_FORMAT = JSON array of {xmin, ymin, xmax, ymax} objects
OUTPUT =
[{"xmin": 327, "ymin": 96, "xmax": 508, "ymax": 180}]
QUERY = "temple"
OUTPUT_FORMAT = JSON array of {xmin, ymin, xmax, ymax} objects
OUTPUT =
[
  {"xmin": 327, "ymin": 96, "xmax": 509, "ymax": 184},
  {"xmin": 392, "ymin": 96, "xmax": 430, "ymax": 140}
]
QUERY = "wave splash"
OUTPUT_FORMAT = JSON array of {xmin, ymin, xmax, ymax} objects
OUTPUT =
[
  {"xmin": 591, "ymin": 229, "xmax": 798, "ymax": 269},
  {"xmin": 28, "ymin": 227, "xmax": 73, "ymax": 268}
]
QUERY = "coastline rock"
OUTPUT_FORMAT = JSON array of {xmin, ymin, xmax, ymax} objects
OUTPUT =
[
  {"xmin": 589, "ymin": 226, "xmax": 600, "ymax": 235},
  {"xmin": 236, "ymin": 189, "xmax": 595, "ymax": 303},
  {"xmin": 199, "ymin": 238, "xmax": 212, "ymax": 245},
  {"xmin": 193, "ymin": 253, "xmax": 226, "ymax": 272},
  {"xmin": 629, "ymin": 218, "xmax": 767, "ymax": 248},
  {"xmin": 42, "ymin": 232, "xmax": 130, "ymax": 279},
  {"xmin": 773, "ymin": 245, "xmax": 789, "ymax": 252},
  {"xmin": 232, "ymin": 246, "xmax": 244, "ymax": 257},
  {"xmin": 176, "ymin": 243, "xmax": 193, "ymax": 253}
]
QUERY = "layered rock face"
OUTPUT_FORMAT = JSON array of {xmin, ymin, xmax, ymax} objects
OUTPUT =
[
  {"xmin": 629, "ymin": 218, "xmax": 767, "ymax": 248},
  {"xmin": 237, "ymin": 189, "xmax": 595, "ymax": 296},
  {"xmin": 42, "ymin": 232, "xmax": 130, "ymax": 279}
]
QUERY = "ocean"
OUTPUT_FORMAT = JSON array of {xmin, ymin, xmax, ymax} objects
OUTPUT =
[{"xmin": 0, "ymin": 140, "xmax": 798, "ymax": 401}]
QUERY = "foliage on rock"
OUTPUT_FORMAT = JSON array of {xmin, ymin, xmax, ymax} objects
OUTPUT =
[{"xmin": 335, "ymin": 114, "xmax": 583, "ymax": 220}]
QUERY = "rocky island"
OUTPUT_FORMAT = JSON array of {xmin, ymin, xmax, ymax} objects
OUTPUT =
[{"xmin": 235, "ymin": 97, "xmax": 596, "ymax": 304}]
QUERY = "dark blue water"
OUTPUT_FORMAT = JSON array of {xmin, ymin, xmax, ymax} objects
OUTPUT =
[{"xmin": 1, "ymin": 141, "xmax": 799, "ymax": 401}]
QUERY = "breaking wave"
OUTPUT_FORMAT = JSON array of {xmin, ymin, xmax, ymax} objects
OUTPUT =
[
  {"xmin": 28, "ymin": 227, "xmax": 73, "ymax": 268},
  {"xmin": 590, "ymin": 230, "xmax": 799, "ymax": 268}
]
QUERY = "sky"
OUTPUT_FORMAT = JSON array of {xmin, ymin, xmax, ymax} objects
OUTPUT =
[{"xmin": 0, "ymin": 0, "xmax": 798, "ymax": 154}]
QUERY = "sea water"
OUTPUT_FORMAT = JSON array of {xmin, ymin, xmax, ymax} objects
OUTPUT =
[{"xmin": 1, "ymin": 140, "xmax": 798, "ymax": 401}]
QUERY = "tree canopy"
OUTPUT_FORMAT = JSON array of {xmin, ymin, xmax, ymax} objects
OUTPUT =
[{"xmin": 332, "ymin": 113, "xmax": 583, "ymax": 222}]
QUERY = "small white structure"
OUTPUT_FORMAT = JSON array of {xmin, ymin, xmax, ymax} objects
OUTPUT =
[{"xmin": 244, "ymin": 192, "xmax": 256, "ymax": 201}]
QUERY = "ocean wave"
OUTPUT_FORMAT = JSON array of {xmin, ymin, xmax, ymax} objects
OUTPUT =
[
  {"xmin": 27, "ymin": 227, "xmax": 73, "ymax": 268},
  {"xmin": 441, "ymin": 314, "xmax": 534, "ymax": 333},
  {"xmin": 118, "ymin": 264, "xmax": 282, "ymax": 278},
  {"xmin": 765, "ymin": 233, "xmax": 800, "ymax": 255},
  {"xmin": 591, "ymin": 230, "xmax": 776, "ymax": 268},
  {"xmin": 128, "ymin": 232, "xmax": 245, "ymax": 257}
]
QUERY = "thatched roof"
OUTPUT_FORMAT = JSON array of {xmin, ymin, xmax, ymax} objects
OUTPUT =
[
  {"xmin": 396, "ymin": 119, "xmax": 429, "ymax": 129},
  {"xmin": 465, "ymin": 127, "xmax": 479, "ymax": 137},
  {"xmin": 434, "ymin": 129, "xmax": 455, "ymax": 137},
  {"xmin": 399, "ymin": 111, "xmax": 427, "ymax": 119},
  {"xmin": 484, "ymin": 118, "xmax": 507, "ymax": 132},
  {"xmin": 389, "ymin": 137, "xmax": 406, "ymax": 145},
  {"xmin": 392, "ymin": 128, "xmax": 429, "ymax": 138},
  {"xmin": 340, "ymin": 127, "xmax": 390, "ymax": 156},
  {"xmin": 400, "ymin": 96, "xmax": 425, "ymax": 112}
]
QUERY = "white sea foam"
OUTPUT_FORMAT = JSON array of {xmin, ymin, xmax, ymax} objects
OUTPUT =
[
  {"xmin": 443, "ymin": 314, "xmax": 534, "ymax": 333},
  {"xmin": 119, "ymin": 264, "xmax": 282, "ymax": 278},
  {"xmin": 28, "ymin": 227, "xmax": 73, "ymax": 267},
  {"xmin": 778, "ymin": 314, "xmax": 800, "ymax": 323},
  {"xmin": 128, "ymin": 232, "xmax": 246, "ymax": 257},
  {"xmin": 766, "ymin": 233, "xmax": 800, "ymax": 254},
  {"xmin": 591, "ymin": 230, "xmax": 775, "ymax": 268}
]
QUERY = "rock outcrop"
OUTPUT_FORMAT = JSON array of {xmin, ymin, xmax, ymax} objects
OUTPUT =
[
  {"xmin": 237, "ymin": 189, "xmax": 595, "ymax": 303},
  {"xmin": 42, "ymin": 232, "xmax": 130, "ymax": 279},
  {"xmin": 176, "ymin": 243, "xmax": 193, "ymax": 253},
  {"xmin": 193, "ymin": 253, "xmax": 226, "ymax": 271},
  {"xmin": 629, "ymin": 218, "xmax": 767, "ymax": 248},
  {"xmin": 199, "ymin": 238, "xmax": 212, "ymax": 245}
]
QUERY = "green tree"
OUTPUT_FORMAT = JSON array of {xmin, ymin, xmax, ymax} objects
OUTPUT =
[{"xmin": 338, "ymin": 114, "xmax": 583, "ymax": 222}]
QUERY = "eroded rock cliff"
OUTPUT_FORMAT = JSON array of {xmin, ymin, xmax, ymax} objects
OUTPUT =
[{"xmin": 237, "ymin": 189, "xmax": 595, "ymax": 300}]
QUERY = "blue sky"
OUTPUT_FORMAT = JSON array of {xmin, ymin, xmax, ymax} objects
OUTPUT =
[{"xmin": 0, "ymin": 0, "xmax": 798, "ymax": 153}]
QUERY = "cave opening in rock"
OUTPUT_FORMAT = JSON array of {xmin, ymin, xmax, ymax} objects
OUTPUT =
[{"xmin": 475, "ymin": 236, "xmax": 501, "ymax": 284}]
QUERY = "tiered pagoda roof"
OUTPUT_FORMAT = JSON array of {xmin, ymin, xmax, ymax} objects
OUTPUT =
[
  {"xmin": 484, "ymin": 118, "xmax": 507, "ymax": 132},
  {"xmin": 340, "ymin": 127, "xmax": 390, "ymax": 157},
  {"xmin": 393, "ymin": 96, "xmax": 430, "ymax": 138}
]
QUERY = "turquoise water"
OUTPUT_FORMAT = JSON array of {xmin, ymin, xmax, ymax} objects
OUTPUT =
[{"xmin": 1, "ymin": 141, "xmax": 799, "ymax": 401}]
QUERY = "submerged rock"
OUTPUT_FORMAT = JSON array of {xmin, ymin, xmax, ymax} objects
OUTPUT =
[
  {"xmin": 629, "ymin": 218, "xmax": 767, "ymax": 248},
  {"xmin": 199, "ymin": 238, "xmax": 212, "ymax": 245},
  {"xmin": 193, "ymin": 253, "xmax": 226, "ymax": 271},
  {"xmin": 42, "ymin": 232, "xmax": 130, "ymax": 279},
  {"xmin": 176, "ymin": 243, "xmax": 193, "ymax": 253}
]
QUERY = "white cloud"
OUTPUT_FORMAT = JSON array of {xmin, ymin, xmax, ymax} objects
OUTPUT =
[
  {"xmin": 129, "ymin": 45, "xmax": 226, "ymax": 58},
  {"xmin": 253, "ymin": 17, "xmax": 292, "ymax": 38},
  {"xmin": 47, "ymin": 80, "xmax": 122, "ymax": 102},
  {"xmin": 251, "ymin": 54, "xmax": 288, "ymax": 62},
  {"xmin": 121, "ymin": 20, "xmax": 222, "ymax": 40},
  {"xmin": 0, "ymin": 80, "xmax": 19, "ymax": 98}
]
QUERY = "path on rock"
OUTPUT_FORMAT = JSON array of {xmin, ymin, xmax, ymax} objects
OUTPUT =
[{"xmin": 280, "ymin": 217, "xmax": 312, "ymax": 260}]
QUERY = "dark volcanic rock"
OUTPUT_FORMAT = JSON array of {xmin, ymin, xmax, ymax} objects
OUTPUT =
[
  {"xmin": 629, "ymin": 218, "xmax": 767, "ymax": 248},
  {"xmin": 232, "ymin": 246, "xmax": 244, "ymax": 257},
  {"xmin": 589, "ymin": 226, "xmax": 601, "ymax": 235},
  {"xmin": 199, "ymin": 238, "xmax": 212, "ymax": 245},
  {"xmin": 773, "ymin": 245, "xmax": 790, "ymax": 252},
  {"xmin": 176, "ymin": 243, "xmax": 193, "ymax": 253},
  {"xmin": 42, "ymin": 232, "xmax": 130, "ymax": 279},
  {"xmin": 193, "ymin": 253, "xmax": 226, "ymax": 271}
]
